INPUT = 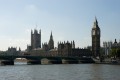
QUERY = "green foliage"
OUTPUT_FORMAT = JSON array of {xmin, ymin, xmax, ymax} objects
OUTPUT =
[
  {"xmin": 110, "ymin": 48, "xmax": 120, "ymax": 58},
  {"xmin": 110, "ymin": 48, "xmax": 116, "ymax": 58},
  {"xmin": 116, "ymin": 48, "xmax": 120, "ymax": 57}
]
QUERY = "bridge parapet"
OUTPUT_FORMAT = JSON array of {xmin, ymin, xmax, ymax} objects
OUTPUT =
[{"xmin": 0, "ymin": 55, "xmax": 95, "ymax": 65}]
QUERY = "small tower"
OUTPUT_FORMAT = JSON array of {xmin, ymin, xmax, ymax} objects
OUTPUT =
[
  {"xmin": 114, "ymin": 39, "xmax": 117, "ymax": 44},
  {"xmin": 91, "ymin": 17, "xmax": 101, "ymax": 58},
  {"xmin": 48, "ymin": 31, "xmax": 54, "ymax": 50}
]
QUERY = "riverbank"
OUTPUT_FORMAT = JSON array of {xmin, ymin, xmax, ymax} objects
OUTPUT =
[{"xmin": 94, "ymin": 61, "xmax": 120, "ymax": 65}]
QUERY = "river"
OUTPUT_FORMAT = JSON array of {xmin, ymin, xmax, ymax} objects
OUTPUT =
[{"xmin": 0, "ymin": 63, "xmax": 120, "ymax": 80}]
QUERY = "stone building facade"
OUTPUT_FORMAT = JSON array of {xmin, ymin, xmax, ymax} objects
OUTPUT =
[
  {"xmin": 0, "ymin": 47, "xmax": 21, "ymax": 56},
  {"xmin": 48, "ymin": 32, "xmax": 54, "ymax": 50},
  {"xmin": 57, "ymin": 41, "xmax": 92, "ymax": 57},
  {"xmin": 111, "ymin": 39, "xmax": 120, "ymax": 49},
  {"xmin": 26, "ymin": 29, "xmax": 92, "ymax": 57},
  {"xmin": 8, "ymin": 47, "xmax": 21, "ymax": 55},
  {"xmin": 42, "ymin": 31, "xmax": 54, "ymax": 51},
  {"xmin": 27, "ymin": 29, "xmax": 41, "ymax": 51},
  {"xmin": 31, "ymin": 29, "xmax": 41, "ymax": 49},
  {"xmin": 103, "ymin": 41, "xmax": 112, "ymax": 56},
  {"xmin": 92, "ymin": 17, "xmax": 101, "ymax": 58}
]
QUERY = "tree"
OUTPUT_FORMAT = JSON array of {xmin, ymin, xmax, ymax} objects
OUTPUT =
[
  {"xmin": 110, "ymin": 48, "xmax": 116, "ymax": 58},
  {"xmin": 116, "ymin": 48, "xmax": 120, "ymax": 58},
  {"xmin": 110, "ymin": 48, "xmax": 120, "ymax": 59}
]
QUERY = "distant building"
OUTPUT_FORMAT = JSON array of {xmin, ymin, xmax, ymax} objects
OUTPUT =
[
  {"xmin": 42, "ymin": 42, "xmax": 49, "ymax": 51},
  {"xmin": 103, "ymin": 41, "xmax": 112, "ymax": 56},
  {"xmin": 58, "ymin": 41, "xmax": 91, "ymax": 57},
  {"xmin": 25, "ymin": 29, "xmax": 92, "ymax": 57},
  {"xmin": 87, "ymin": 46, "xmax": 92, "ymax": 51},
  {"xmin": 27, "ymin": 41, "xmax": 92, "ymax": 57},
  {"xmin": 26, "ymin": 30, "xmax": 55, "ymax": 54},
  {"xmin": 4, "ymin": 47, "xmax": 21, "ymax": 55},
  {"xmin": 27, "ymin": 29, "xmax": 41, "ymax": 51},
  {"xmin": 58, "ymin": 41, "xmax": 72, "ymax": 56},
  {"xmin": 25, "ymin": 17, "xmax": 103, "ymax": 58},
  {"xmin": 31, "ymin": 29, "xmax": 41, "ymax": 49},
  {"xmin": 111, "ymin": 39, "xmax": 120, "ymax": 49},
  {"xmin": 103, "ymin": 39, "xmax": 120, "ymax": 56},
  {"xmin": 91, "ymin": 17, "xmax": 101, "ymax": 58},
  {"xmin": 42, "ymin": 31, "xmax": 54, "ymax": 51},
  {"xmin": 48, "ymin": 31, "xmax": 54, "ymax": 50}
]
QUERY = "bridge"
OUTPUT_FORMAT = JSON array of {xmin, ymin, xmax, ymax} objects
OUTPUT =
[{"xmin": 0, "ymin": 55, "xmax": 95, "ymax": 65}]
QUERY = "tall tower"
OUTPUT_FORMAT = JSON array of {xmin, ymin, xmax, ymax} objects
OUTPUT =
[
  {"xmin": 92, "ymin": 17, "xmax": 101, "ymax": 58},
  {"xmin": 31, "ymin": 29, "xmax": 41, "ymax": 49},
  {"xmin": 72, "ymin": 40, "xmax": 75, "ymax": 49},
  {"xmin": 48, "ymin": 31, "xmax": 54, "ymax": 50}
]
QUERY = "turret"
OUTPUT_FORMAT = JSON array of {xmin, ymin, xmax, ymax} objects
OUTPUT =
[{"xmin": 114, "ymin": 39, "xmax": 117, "ymax": 43}]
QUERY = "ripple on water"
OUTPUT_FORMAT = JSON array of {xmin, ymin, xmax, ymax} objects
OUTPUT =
[{"xmin": 0, "ymin": 64, "xmax": 120, "ymax": 80}]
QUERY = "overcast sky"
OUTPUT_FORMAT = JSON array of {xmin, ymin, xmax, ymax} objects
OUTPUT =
[{"xmin": 0, "ymin": 0, "xmax": 120, "ymax": 51}]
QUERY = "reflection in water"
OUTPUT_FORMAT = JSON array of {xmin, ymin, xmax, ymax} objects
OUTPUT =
[
  {"xmin": 0, "ymin": 63, "xmax": 119, "ymax": 80},
  {"xmin": 90, "ymin": 64, "xmax": 120, "ymax": 80}
]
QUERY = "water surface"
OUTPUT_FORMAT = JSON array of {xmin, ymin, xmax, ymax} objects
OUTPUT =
[{"xmin": 0, "ymin": 63, "xmax": 119, "ymax": 80}]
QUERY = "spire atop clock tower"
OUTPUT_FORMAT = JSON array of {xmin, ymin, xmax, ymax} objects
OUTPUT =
[
  {"xmin": 95, "ymin": 16, "xmax": 98, "ymax": 23},
  {"xmin": 93, "ymin": 17, "xmax": 99, "ymax": 28}
]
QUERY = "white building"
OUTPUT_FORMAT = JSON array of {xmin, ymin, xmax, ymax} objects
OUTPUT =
[{"xmin": 103, "ymin": 41, "xmax": 112, "ymax": 56}]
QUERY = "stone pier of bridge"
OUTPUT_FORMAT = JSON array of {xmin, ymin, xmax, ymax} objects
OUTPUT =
[
  {"xmin": 27, "ymin": 59, "xmax": 41, "ymax": 65},
  {"xmin": 0, "ymin": 60, "xmax": 14, "ymax": 65}
]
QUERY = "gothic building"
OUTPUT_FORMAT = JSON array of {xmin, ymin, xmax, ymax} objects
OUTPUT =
[
  {"xmin": 48, "ymin": 32, "xmax": 54, "ymax": 50},
  {"xmin": 27, "ymin": 29, "xmax": 41, "ymax": 51},
  {"xmin": 103, "ymin": 39, "xmax": 120, "ymax": 56},
  {"xmin": 103, "ymin": 41, "xmax": 112, "ymax": 56},
  {"xmin": 71, "ymin": 41, "xmax": 75, "ymax": 49},
  {"xmin": 42, "ymin": 42, "xmax": 49, "ymax": 51},
  {"xmin": 58, "ymin": 41, "xmax": 72, "ymax": 56},
  {"xmin": 57, "ymin": 41, "xmax": 91, "ymax": 57},
  {"xmin": 26, "ymin": 18, "xmax": 95, "ymax": 58},
  {"xmin": 111, "ymin": 39, "xmax": 120, "ymax": 49},
  {"xmin": 42, "ymin": 31, "xmax": 54, "ymax": 51},
  {"xmin": 31, "ymin": 29, "xmax": 41, "ymax": 49},
  {"xmin": 6, "ymin": 47, "xmax": 21, "ymax": 55},
  {"xmin": 92, "ymin": 17, "xmax": 101, "ymax": 58}
]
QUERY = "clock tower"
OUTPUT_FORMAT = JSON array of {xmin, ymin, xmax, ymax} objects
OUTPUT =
[{"xmin": 92, "ymin": 17, "xmax": 101, "ymax": 58}]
